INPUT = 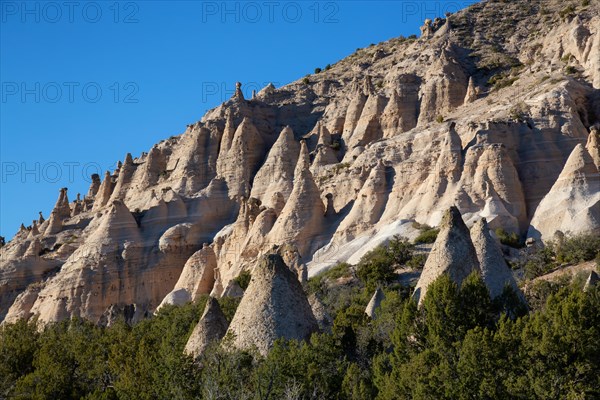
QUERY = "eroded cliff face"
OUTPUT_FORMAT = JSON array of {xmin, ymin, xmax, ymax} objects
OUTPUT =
[{"xmin": 1, "ymin": 0, "xmax": 599, "ymax": 325}]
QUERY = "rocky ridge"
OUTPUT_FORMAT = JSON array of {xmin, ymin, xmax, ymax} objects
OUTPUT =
[{"xmin": 1, "ymin": 0, "xmax": 599, "ymax": 325}]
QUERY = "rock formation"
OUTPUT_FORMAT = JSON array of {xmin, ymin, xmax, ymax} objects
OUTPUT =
[
  {"xmin": 365, "ymin": 288, "xmax": 385, "ymax": 319},
  {"xmin": 184, "ymin": 297, "xmax": 229, "ymax": 358},
  {"xmin": 226, "ymin": 254, "xmax": 318, "ymax": 355},
  {"xmin": 311, "ymin": 123, "xmax": 339, "ymax": 171},
  {"xmin": 583, "ymin": 270, "xmax": 598, "ymax": 292},
  {"xmin": 528, "ymin": 140, "xmax": 600, "ymax": 240},
  {"xmin": 221, "ymin": 279, "xmax": 244, "ymax": 298},
  {"xmin": 417, "ymin": 47, "xmax": 468, "ymax": 125},
  {"xmin": 267, "ymin": 142, "xmax": 325, "ymax": 258},
  {"xmin": 470, "ymin": 218, "xmax": 522, "ymax": 299},
  {"xmin": 413, "ymin": 207, "xmax": 480, "ymax": 305},
  {"xmin": 250, "ymin": 126, "xmax": 300, "ymax": 209},
  {"xmin": 1, "ymin": 0, "xmax": 599, "ymax": 326},
  {"xmin": 308, "ymin": 294, "xmax": 332, "ymax": 331},
  {"xmin": 87, "ymin": 173, "xmax": 101, "ymax": 198},
  {"xmin": 335, "ymin": 160, "xmax": 388, "ymax": 241},
  {"xmin": 218, "ymin": 117, "xmax": 265, "ymax": 198},
  {"xmin": 158, "ymin": 244, "xmax": 217, "ymax": 309},
  {"xmin": 93, "ymin": 171, "xmax": 115, "ymax": 210}
]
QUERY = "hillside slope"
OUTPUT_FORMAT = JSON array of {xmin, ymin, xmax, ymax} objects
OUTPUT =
[{"xmin": 1, "ymin": 0, "xmax": 599, "ymax": 325}]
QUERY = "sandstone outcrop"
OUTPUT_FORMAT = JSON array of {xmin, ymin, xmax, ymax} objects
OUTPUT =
[
  {"xmin": 311, "ymin": 123, "xmax": 339, "ymax": 171},
  {"xmin": 308, "ymin": 294, "xmax": 332, "ymax": 331},
  {"xmin": 226, "ymin": 254, "xmax": 318, "ymax": 355},
  {"xmin": 93, "ymin": 171, "xmax": 115, "ymax": 210},
  {"xmin": 250, "ymin": 126, "xmax": 300, "ymax": 209},
  {"xmin": 470, "ymin": 218, "xmax": 522, "ymax": 299},
  {"xmin": 335, "ymin": 161, "xmax": 388, "ymax": 242},
  {"xmin": 365, "ymin": 287, "xmax": 385, "ymax": 319},
  {"xmin": 413, "ymin": 207, "xmax": 480, "ymax": 305},
  {"xmin": 417, "ymin": 47, "xmax": 468, "ymax": 125},
  {"xmin": 584, "ymin": 270, "xmax": 598, "ymax": 292},
  {"xmin": 267, "ymin": 142, "xmax": 325, "ymax": 258},
  {"xmin": 184, "ymin": 297, "xmax": 229, "ymax": 358},
  {"xmin": 528, "ymin": 141, "xmax": 600, "ymax": 240},
  {"xmin": 218, "ymin": 117, "xmax": 265, "ymax": 198},
  {"xmin": 2, "ymin": 0, "xmax": 600, "ymax": 326},
  {"xmin": 158, "ymin": 244, "xmax": 217, "ymax": 309},
  {"xmin": 380, "ymin": 84, "xmax": 419, "ymax": 138},
  {"xmin": 345, "ymin": 92, "xmax": 386, "ymax": 153}
]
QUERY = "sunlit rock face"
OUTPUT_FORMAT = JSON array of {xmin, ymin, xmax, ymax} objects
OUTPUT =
[{"xmin": 1, "ymin": 0, "xmax": 599, "ymax": 325}]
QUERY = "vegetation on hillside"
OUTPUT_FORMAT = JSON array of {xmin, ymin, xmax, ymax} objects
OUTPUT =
[{"xmin": 2, "ymin": 242, "xmax": 599, "ymax": 399}]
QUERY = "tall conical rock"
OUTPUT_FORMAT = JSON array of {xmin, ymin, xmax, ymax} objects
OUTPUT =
[
  {"xmin": 380, "ymin": 89, "xmax": 403, "ymax": 138},
  {"xmin": 418, "ymin": 48, "xmax": 468, "ymax": 125},
  {"xmin": 184, "ymin": 297, "xmax": 229, "ymax": 358},
  {"xmin": 169, "ymin": 124, "xmax": 221, "ymax": 194},
  {"xmin": 53, "ymin": 188, "xmax": 71, "ymax": 220},
  {"xmin": 397, "ymin": 123, "xmax": 463, "ymax": 222},
  {"xmin": 87, "ymin": 174, "xmax": 101, "ymax": 199},
  {"xmin": 336, "ymin": 161, "xmax": 388, "ymax": 241},
  {"xmin": 345, "ymin": 93, "xmax": 386, "ymax": 152},
  {"xmin": 27, "ymin": 221, "xmax": 39, "ymax": 238},
  {"xmin": 584, "ymin": 270, "xmax": 599, "ymax": 292},
  {"xmin": 528, "ymin": 142, "xmax": 600, "ymax": 240},
  {"xmin": 586, "ymin": 126, "xmax": 600, "ymax": 168},
  {"xmin": 267, "ymin": 142, "xmax": 325, "ymax": 258},
  {"xmin": 218, "ymin": 117, "xmax": 265, "ymax": 197},
  {"xmin": 226, "ymin": 254, "xmax": 318, "ymax": 355},
  {"xmin": 216, "ymin": 110, "xmax": 237, "ymax": 174},
  {"xmin": 250, "ymin": 126, "xmax": 300, "ymax": 208},
  {"xmin": 93, "ymin": 171, "xmax": 115, "ymax": 211},
  {"xmin": 311, "ymin": 124, "xmax": 338, "ymax": 171},
  {"xmin": 44, "ymin": 211, "xmax": 63, "ymax": 235},
  {"xmin": 342, "ymin": 84, "xmax": 367, "ymax": 142},
  {"xmin": 459, "ymin": 143, "xmax": 527, "ymax": 233},
  {"xmin": 109, "ymin": 153, "xmax": 136, "ymax": 202},
  {"xmin": 44, "ymin": 188, "xmax": 73, "ymax": 235},
  {"xmin": 308, "ymin": 294, "xmax": 332, "ymax": 331},
  {"xmin": 158, "ymin": 244, "xmax": 217, "ymax": 308},
  {"xmin": 413, "ymin": 206, "xmax": 480, "ymax": 305},
  {"xmin": 365, "ymin": 287, "xmax": 385, "ymax": 319},
  {"xmin": 464, "ymin": 76, "xmax": 478, "ymax": 103},
  {"xmin": 380, "ymin": 74, "xmax": 420, "ymax": 137},
  {"xmin": 29, "ymin": 200, "xmax": 144, "ymax": 324},
  {"xmin": 470, "ymin": 218, "xmax": 522, "ymax": 299},
  {"xmin": 140, "ymin": 146, "xmax": 167, "ymax": 188}
]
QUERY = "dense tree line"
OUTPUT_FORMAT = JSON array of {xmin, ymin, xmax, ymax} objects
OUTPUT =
[{"xmin": 1, "ymin": 237, "xmax": 599, "ymax": 399}]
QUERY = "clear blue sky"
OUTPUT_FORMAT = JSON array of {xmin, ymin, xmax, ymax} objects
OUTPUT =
[{"xmin": 0, "ymin": 0, "xmax": 477, "ymax": 239}]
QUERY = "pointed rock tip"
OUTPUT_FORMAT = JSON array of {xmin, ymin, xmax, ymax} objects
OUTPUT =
[
  {"xmin": 204, "ymin": 296, "xmax": 223, "ymax": 315},
  {"xmin": 583, "ymin": 270, "xmax": 598, "ymax": 292},
  {"xmin": 233, "ymin": 81, "xmax": 245, "ymax": 101},
  {"xmin": 109, "ymin": 199, "xmax": 131, "ymax": 213},
  {"xmin": 564, "ymin": 143, "xmax": 594, "ymax": 171},
  {"xmin": 365, "ymin": 287, "xmax": 385, "ymax": 318},
  {"xmin": 472, "ymin": 217, "xmax": 488, "ymax": 232},
  {"xmin": 280, "ymin": 125, "xmax": 294, "ymax": 138},
  {"xmin": 363, "ymin": 75, "xmax": 375, "ymax": 94},
  {"xmin": 295, "ymin": 140, "xmax": 311, "ymax": 174},
  {"xmin": 441, "ymin": 206, "xmax": 465, "ymax": 229},
  {"xmin": 257, "ymin": 253, "xmax": 289, "ymax": 275}
]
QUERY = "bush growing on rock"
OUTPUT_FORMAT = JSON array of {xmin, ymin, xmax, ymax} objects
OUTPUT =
[{"xmin": 495, "ymin": 228, "xmax": 522, "ymax": 248}]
